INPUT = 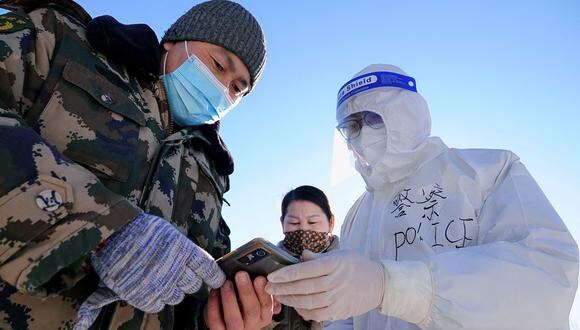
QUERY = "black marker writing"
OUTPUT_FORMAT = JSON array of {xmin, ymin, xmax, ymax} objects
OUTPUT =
[
  {"xmin": 458, "ymin": 217, "xmax": 473, "ymax": 248},
  {"xmin": 391, "ymin": 188, "xmax": 414, "ymax": 218},
  {"xmin": 417, "ymin": 183, "xmax": 447, "ymax": 221},
  {"xmin": 393, "ymin": 217, "xmax": 474, "ymax": 260},
  {"xmin": 431, "ymin": 222, "xmax": 443, "ymax": 248}
]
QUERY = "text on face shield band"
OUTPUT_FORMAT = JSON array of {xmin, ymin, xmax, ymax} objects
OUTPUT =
[{"xmin": 336, "ymin": 71, "xmax": 417, "ymax": 107}]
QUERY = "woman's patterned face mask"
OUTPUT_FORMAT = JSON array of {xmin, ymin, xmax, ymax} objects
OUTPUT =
[{"xmin": 283, "ymin": 230, "xmax": 331, "ymax": 256}]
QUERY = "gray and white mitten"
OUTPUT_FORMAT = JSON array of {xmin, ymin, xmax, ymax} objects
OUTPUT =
[{"xmin": 74, "ymin": 213, "xmax": 225, "ymax": 329}]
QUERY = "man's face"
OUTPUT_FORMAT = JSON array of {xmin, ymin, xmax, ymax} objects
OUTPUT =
[{"xmin": 162, "ymin": 41, "xmax": 251, "ymax": 103}]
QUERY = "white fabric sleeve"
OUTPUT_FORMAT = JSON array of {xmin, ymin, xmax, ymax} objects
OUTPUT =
[
  {"xmin": 340, "ymin": 194, "xmax": 365, "ymax": 240},
  {"xmin": 378, "ymin": 260, "xmax": 433, "ymax": 326},
  {"xmin": 380, "ymin": 161, "xmax": 578, "ymax": 329},
  {"xmin": 323, "ymin": 317, "xmax": 354, "ymax": 329}
]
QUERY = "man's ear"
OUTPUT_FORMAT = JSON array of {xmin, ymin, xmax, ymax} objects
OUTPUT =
[
  {"xmin": 280, "ymin": 216, "xmax": 285, "ymax": 230},
  {"xmin": 163, "ymin": 41, "xmax": 175, "ymax": 52}
]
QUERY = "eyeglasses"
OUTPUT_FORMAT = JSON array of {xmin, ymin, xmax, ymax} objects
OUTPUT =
[{"xmin": 336, "ymin": 111, "xmax": 384, "ymax": 141}]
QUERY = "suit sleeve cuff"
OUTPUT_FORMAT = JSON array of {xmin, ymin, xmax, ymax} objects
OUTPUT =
[{"xmin": 378, "ymin": 259, "xmax": 433, "ymax": 326}]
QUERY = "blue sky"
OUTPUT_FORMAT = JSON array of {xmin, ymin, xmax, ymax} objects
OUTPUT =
[{"xmin": 9, "ymin": 0, "xmax": 580, "ymax": 325}]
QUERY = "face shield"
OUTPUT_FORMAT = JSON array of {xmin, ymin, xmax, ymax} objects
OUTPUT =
[
  {"xmin": 334, "ymin": 64, "xmax": 439, "ymax": 188},
  {"xmin": 336, "ymin": 70, "xmax": 417, "ymax": 123},
  {"xmin": 336, "ymin": 111, "xmax": 387, "ymax": 174}
]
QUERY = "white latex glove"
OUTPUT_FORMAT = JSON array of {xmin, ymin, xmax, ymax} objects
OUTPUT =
[{"xmin": 266, "ymin": 250, "xmax": 385, "ymax": 321}]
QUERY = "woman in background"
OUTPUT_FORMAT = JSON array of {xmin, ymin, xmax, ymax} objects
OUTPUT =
[{"xmin": 268, "ymin": 185, "xmax": 339, "ymax": 330}]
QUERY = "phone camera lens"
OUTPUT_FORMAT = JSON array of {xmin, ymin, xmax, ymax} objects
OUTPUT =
[{"xmin": 255, "ymin": 249, "xmax": 267, "ymax": 257}]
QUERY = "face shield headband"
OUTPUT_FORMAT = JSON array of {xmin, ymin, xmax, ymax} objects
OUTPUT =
[{"xmin": 336, "ymin": 71, "xmax": 418, "ymax": 109}]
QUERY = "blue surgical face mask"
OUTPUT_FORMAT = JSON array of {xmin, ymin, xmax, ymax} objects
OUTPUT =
[{"xmin": 162, "ymin": 42, "xmax": 237, "ymax": 126}]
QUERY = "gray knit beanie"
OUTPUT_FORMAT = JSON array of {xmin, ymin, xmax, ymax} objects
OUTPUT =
[{"xmin": 162, "ymin": 0, "xmax": 266, "ymax": 89}]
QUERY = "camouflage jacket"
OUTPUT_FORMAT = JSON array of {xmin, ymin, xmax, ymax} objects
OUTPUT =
[{"xmin": 0, "ymin": 2, "xmax": 231, "ymax": 329}]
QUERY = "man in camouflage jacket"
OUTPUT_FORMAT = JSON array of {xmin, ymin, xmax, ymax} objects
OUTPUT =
[{"xmin": 0, "ymin": 0, "xmax": 267, "ymax": 328}]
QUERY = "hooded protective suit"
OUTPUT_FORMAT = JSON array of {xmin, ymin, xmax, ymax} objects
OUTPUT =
[{"xmin": 330, "ymin": 64, "xmax": 579, "ymax": 329}]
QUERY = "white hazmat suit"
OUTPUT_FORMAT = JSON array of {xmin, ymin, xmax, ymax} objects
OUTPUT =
[{"xmin": 267, "ymin": 64, "xmax": 578, "ymax": 329}]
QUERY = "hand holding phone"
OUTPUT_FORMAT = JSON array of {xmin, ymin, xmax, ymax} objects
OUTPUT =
[{"xmin": 217, "ymin": 238, "xmax": 299, "ymax": 280}]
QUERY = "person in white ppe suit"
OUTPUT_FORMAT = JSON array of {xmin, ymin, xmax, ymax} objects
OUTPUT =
[{"xmin": 266, "ymin": 64, "xmax": 579, "ymax": 329}]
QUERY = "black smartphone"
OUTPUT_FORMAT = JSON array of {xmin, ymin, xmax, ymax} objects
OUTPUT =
[{"xmin": 217, "ymin": 237, "xmax": 300, "ymax": 280}]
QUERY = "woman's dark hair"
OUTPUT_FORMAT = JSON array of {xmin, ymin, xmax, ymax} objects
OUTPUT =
[{"xmin": 281, "ymin": 185, "xmax": 333, "ymax": 221}]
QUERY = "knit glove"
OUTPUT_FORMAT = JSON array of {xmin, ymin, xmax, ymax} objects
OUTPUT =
[{"xmin": 74, "ymin": 213, "xmax": 225, "ymax": 329}]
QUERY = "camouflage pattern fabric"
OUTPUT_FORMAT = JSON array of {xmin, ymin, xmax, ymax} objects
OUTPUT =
[{"xmin": 0, "ymin": 3, "xmax": 231, "ymax": 329}]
